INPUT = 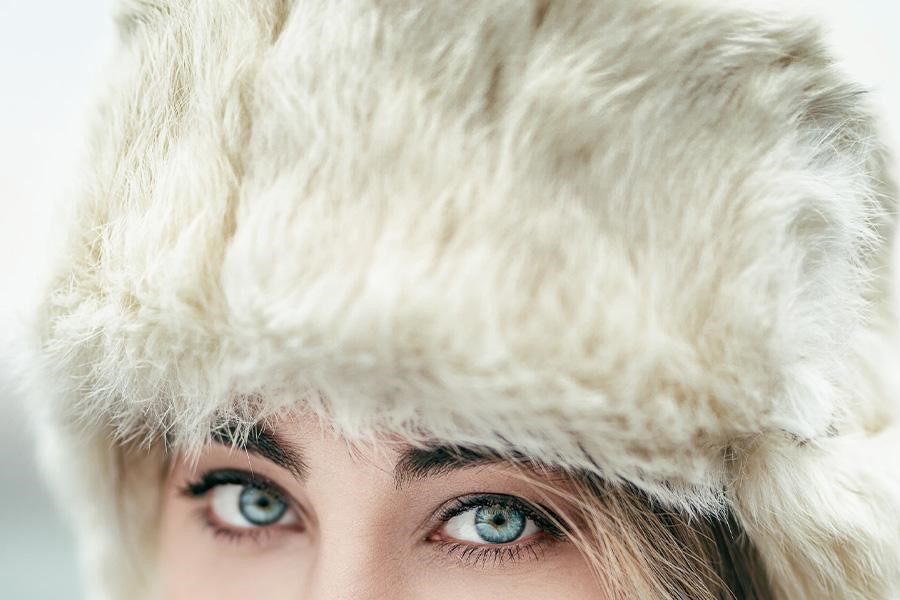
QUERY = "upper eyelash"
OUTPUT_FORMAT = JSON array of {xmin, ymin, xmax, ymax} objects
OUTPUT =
[{"xmin": 181, "ymin": 469, "xmax": 289, "ymax": 502}]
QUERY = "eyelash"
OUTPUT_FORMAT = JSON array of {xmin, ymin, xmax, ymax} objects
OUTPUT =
[
  {"xmin": 181, "ymin": 470, "xmax": 567, "ymax": 566},
  {"xmin": 433, "ymin": 540, "xmax": 549, "ymax": 567}
]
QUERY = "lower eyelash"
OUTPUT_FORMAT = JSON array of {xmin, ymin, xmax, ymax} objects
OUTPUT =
[
  {"xmin": 190, "ymin": 505, "xmax": 274, "ymax": 545},
  {"xmin": 434, "ymin": 538, "xmax": 551, "ymax": 568}
]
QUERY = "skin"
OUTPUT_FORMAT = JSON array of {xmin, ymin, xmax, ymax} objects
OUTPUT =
[{"xmin": 159, "ymin": 412, "xmax": 602, "ymax": 599}]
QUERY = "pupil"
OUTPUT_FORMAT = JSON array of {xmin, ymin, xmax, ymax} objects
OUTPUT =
[{"xmin": 474, "ymin": 504, "xmax": 526, "ymax": 543}]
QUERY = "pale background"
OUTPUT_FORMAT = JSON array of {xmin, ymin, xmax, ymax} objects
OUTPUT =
[{"xmin": 0, "ymin": 2, "xmax": 897, "ymax": 598}]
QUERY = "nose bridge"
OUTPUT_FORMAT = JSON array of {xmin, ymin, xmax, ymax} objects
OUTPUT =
[
  {"xmin": 301, "ymin": 527, "xmax": 406, "ymax": 600},
  {"xmin": 296, "ymin": 431, "xmax": 414, "ymax": 600}
]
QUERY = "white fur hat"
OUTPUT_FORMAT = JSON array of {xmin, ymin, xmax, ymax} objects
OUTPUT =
[{"xmin": 20, "ymin": 1, "xmax": 900, "ymax": 598}]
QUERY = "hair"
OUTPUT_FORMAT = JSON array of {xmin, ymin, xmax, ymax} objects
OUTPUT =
[
  {"xmin": 362, "ymin": 436, "xmax": 774, "ymax": 598},
  {"xmin": 516, "ymin": 469, "xmax": 773, "ymax": 600},
  {"xmin": 382, "ymin": 436, "xmax": 773, "ymax": 598}
]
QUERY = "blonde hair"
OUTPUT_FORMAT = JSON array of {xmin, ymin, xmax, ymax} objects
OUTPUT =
[{"xmin": 522, "ymin": 470, "xmax": 772, "ymax": 599}]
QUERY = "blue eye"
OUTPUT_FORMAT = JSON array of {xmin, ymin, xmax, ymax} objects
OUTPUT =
[
  {"xmin": 473, "ymin": 504, "xmax": 527, "ymax": 543},
  {"xmin": 441, "ymin": 496, "xmax": 541, "ymax": 544},
  {"xmin": 238, "ymin": 486, "xmax": 288, "ymax": 525},
  {"xmin": 206, "ymin": 482, "xmax": 298, "ymax": 529}
]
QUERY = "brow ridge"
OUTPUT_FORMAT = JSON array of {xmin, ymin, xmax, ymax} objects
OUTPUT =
[
  {"xmin": 392, "ymin": 444, "xmax": 539, "ymax": 490},
  {"xmin": 210, "ymin": 423, "xmax": 309, "ymax": 480}
]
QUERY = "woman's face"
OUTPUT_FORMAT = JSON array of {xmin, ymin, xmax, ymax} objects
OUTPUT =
[{"xmin": 159, "ymin": 413, "xmax": 600, "ymax": 599}]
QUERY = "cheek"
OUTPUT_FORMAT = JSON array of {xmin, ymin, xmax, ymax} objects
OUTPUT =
[
  {"xmin": 406, "ymin": 547, "xmax": 602, "ymax": 600},
  {"xmin": 157, "ymin": 496, "xmax": 602, "ymax": 600},
  {"xmin": 157, "ymin": 486, "xmax": 309, "ymax": 600}
]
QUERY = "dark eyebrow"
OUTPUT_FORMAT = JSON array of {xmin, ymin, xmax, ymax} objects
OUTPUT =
[
  {"xmin": 210, "ymin": 423, "xmax": 309, "ymax": 480},
  {"xmin": 393, "ymin": 444, "xmax": 542, "ymax": 490},
  {"xmin": 208, "ymin": 425, "xmax": 545, "ymax": 488}
]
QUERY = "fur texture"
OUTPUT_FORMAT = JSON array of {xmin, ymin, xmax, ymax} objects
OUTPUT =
[{"xmin": 18, "ymin": 1, "xmax": 899, "ymax": 598}]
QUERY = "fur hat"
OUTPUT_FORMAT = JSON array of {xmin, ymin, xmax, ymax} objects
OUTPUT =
[{"xmin": 19, "ymin": 1, "xmax": 899, "ymax": 598}]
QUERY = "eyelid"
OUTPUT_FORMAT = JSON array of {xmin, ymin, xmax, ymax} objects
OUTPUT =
[{"xmin": 182, "ymin": 468, "xmax": 285, "ymax": 497}]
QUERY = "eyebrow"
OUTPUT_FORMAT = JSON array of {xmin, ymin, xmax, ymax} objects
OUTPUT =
[
  {"xmin": 392, "ymin": 444, "xmax": 524, "ymax": 489},
  {"xmin": 210, "ymin": 424, "xmax": 309, "ymax": 480},
  {"xmin": 211, "ymin": 424, "xmax": 540, "ymax": 488}
]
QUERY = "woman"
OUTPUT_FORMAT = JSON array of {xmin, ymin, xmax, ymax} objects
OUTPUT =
[{"xmin": 20, "ymin": 1, "xmax": 899, "ymax": 598}]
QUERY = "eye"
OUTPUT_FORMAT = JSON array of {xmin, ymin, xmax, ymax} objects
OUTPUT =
[
  {"xmin": 433, "ymin": 493, "xmax": 562, "ymax": 547},
  {"xmin": 209, "ymin": 483, "xmax": 297, "ymax": 528},
  {"xmin": 443, "ymin": 502, "xmax": 540, "ymax": 544},
  {"xmin": 182, "ymin": 469, "xmax": 300, "ymax": 533}
]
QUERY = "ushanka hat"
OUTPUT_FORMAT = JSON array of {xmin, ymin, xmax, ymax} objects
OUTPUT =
[{"xmin": 19, "ymin": 1, "xmax": 899, "ymax": 598}]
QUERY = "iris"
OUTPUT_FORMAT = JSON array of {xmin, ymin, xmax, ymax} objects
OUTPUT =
[
  {"xmin": 474, "ymin": 504, "xmax": 526, "ymax": 543},
  {"xmin": 238, "ymin": 486, "xmax": 288, "ymax": 525}
]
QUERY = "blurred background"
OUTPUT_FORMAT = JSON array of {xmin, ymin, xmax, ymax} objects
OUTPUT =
[
  {"xmin": 0, "ymin": 3, "xmax": 113, "ymax": 598},
  {"xmin": 0, "ymin": 2, "xmax": 897, "ymax": 598}
]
